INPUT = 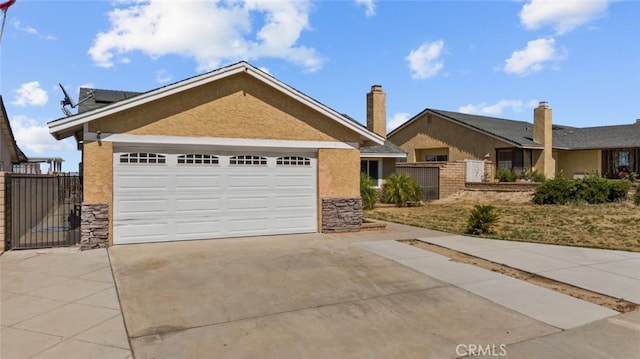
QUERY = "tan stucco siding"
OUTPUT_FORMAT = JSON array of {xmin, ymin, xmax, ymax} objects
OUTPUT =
[
  {"xmin": 89, "ymin": 74, "xmax": 360, "ymax": 143},
  {"xmin": 389, "ymin": 114, "xmax": 512, "ymax": 163},
  {"xmin": 82, "ymin": 140, "xmax": 114, "ymax": 245},
  {"xmin": 382, "ymin": 158, "xmax": 396, "ymax": 179},
  {"xmin": 318, "ymin": 148, "xmax": 360, "ymax": 198},
  {"xmin": 557, "ymin": 150, "xmax": 601, "ymax": 178}
]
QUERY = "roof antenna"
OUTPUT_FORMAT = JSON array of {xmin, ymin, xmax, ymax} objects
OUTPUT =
[{"xmin": 59, "ymin": 83, "xmax": 94, "ymax": 117}]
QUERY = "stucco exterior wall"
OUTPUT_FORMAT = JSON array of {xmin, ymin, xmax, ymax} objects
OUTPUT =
[
  {"xmin": 382, "ymin": 158, "xmax": 396, "ymax": 179},
  {"xmin": 89, "ymin": 74, "xmax": 360, "ymax": 144},
  {"xmin": 557, "ymin": 150, "xmax": 601, "ymax": 178},
  {"xmin": 82, "ymin": 141, "xmax": 114, "ymax": 244},
  {"xmin": 389, "ymin": 114, "xmax": 513, "ymax": 166}
]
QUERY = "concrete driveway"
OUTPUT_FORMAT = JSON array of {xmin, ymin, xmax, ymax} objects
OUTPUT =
[{"xmin": 109, "ymin": 233, "xmax": 564, "ymax": 358}]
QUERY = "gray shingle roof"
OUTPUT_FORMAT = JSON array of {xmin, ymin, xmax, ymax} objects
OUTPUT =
[
  {"xmin": 77, "ymin": 88, "xmax": 142, "ymax": 114},
  {"xmin": 423, "ymin": 109, "xmax": 639, "ymax": 150},
  {"xmin": 360, "ymin": 140, "xmax": 407, "ymax": 155},
  {"xmin": 553, "ymin": 124, "xmax": 640, "ymax": 149}
]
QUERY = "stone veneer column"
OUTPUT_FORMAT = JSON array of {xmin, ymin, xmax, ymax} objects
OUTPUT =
[
  {"xmin": 81, "ymin": 203, "xmax": 109, "ymax": 249},
  {"xmin": 321, "ymin": 198, "xmax": 362, "ymax": 233}
]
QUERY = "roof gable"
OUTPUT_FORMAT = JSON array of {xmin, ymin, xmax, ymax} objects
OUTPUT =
[
  {"xmin": 1, "ymin": 96, "xmax": 28, "ymax": 163},
  {"xmin": 48, "ymin": 62, "xmax": 384, "ymax": 145}
]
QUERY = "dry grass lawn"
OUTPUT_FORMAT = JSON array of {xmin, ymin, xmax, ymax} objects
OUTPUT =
[{"xmin": 366, "ymin": 190, "xmax": 640, "ymax": 252}]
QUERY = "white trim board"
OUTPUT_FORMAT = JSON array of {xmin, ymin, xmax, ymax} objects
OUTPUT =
[{"xmin": 89, "ymin": 133, "xmax": 359, "ymax": 151}]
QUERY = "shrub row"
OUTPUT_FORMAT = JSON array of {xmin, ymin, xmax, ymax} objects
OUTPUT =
[
  {"xmin": 496, "ymin": 168, "xmax": 545, "ymax": 183},
  {"xmin": 533, "ymin": 174, "xmax": 631, "ymax": 205}
]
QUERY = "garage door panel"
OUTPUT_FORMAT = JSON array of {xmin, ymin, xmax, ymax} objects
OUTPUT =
[
  {"xmin": 175, "ymin": 197, "xmax": 223, "ymax": 214},
  {"xmin": 115, "ymin": 222, "xmax": 170, "ymax": 244},
  {"xmin": 175, "ymin": 220, "xmax": 223, "ymax": 238},
  {"xmin": 116, "ymin": 199, "xmax": 170, "ymax": 216},
  {"xmin": 274, "ymin": 195, "xmax": 315, "ymax": 209},
  {"xmin": 175, "ymin": 174, "xmax": 222, "ymax": 190},
  {"xmin": 116, "ymin": 175, "xmax": 169, "ymax": 190},
  {"xmin": 227, "ymin": 217, "xmax": 270, "ymax": 233},
  {"xmin": 114, "ymin": 150, "xmax": 317, "ymax": 244}
]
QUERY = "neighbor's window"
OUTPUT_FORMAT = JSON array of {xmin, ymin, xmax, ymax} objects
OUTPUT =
[
  {"xmin": 119, "ymin": 153, "xmax": 166, "ymax": 164},
  {"xmin": 177, "ymin": 154, "xmax": 219, "ymax": 165},
  {"xmin": 361, "ymin": 159, "xmax": 380, "ymax": 181},
  {"xmin": 425, "ymin": 154, "xmax": 448, "ymax": 162},
  {"xmin": 276, "ymin": 156, "xmax": 311, "ymax": 166},
  {"xmin": 230, "ymin": 155, "xmax": 267, "ymax": 166},
  {"xmin": 618, "ymin": 151, "xmax": 630, "ymax": 167}
]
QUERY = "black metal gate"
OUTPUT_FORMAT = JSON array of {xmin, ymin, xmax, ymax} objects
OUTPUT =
[
  {"xmin": 7, "ymin": 174, "xmax": 82, "ymax": 249},
  {"xmin": 396, "ymin": 165, "xmax": 440, "ymax": 200}
]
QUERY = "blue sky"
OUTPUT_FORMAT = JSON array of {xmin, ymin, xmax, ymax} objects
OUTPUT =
[{"xmin": 1, "ymin": 0, "xmax": 638, "ymax": 173}]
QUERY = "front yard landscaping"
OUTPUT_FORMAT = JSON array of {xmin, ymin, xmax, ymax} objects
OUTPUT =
[{"xmin": 366, "ymin": 191, "xmax": 640, "ymax": 252}]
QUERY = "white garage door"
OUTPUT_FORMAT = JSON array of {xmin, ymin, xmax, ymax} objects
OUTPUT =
[{"xmin": 113, "ymin": 149, "xmax": 317, "ymax": 244}]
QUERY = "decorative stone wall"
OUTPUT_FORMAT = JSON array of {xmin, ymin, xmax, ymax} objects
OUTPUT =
[
  {"xmin": 322, "ymin": 198, "xmax": 362, "ymax": 233},
  {"xmin": 81, "ymin": 203, "xmax": 109, "ymax": 249}
]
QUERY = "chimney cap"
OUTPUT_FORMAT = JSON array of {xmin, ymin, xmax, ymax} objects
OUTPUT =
[
  {"xmin": 370, "ymin": 85, "xmax": 383, "ymax": 91},
  {"xmin": 537, "ymin": 101, "xmax": 550, "ymax": 109}
]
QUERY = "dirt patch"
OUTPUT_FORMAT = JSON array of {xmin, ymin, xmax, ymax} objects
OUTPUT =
[
  {"xmin": 400, "ymin": 239, "xmax": 638, "ymax": 313},
  {"xmin": 434, "ymin": 190, "xmax": 534, "ymax": 205}
]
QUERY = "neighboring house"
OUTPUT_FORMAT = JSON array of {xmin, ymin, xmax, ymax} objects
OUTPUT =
[
  {"xmin": 48, "ymin": 61, "xmax": 387, "ymax": 246},
  {"xmin": 388, "ymin": 101, "xmax": 640, "ymax": 179},
  {"xmin": 0, "ymin": 95, "xmax": 29, "ymax": 172}
]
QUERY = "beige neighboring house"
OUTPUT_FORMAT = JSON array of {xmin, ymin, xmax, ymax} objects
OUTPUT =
[
  {"xmin": 0, "ymin": 95, "xmax": 28, "ymax": 172},
  {"xmin": 48, "ymin": 61, "xmax": 389, "ymax": 247},
  {"xmin": 388, "ymin": 101, "xmax": 640, "ymax": 180}
]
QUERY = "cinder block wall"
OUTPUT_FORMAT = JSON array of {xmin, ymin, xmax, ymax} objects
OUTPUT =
[{"xmin": 438, "ymin": 161, "xmax": 466, "ymax": 199}]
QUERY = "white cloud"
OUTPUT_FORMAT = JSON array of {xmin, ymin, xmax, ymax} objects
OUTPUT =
[
  {"xmin": 458, "ymin": 99, "xmax": 534, "ymax": 116},
  {"xmin": 355, "ymin": 0, "xmax": 376, "ymax": 17},
  {"xmin": 405, "ymin": 40, "xmax": 445, "ymax": 79},
  {"xmin": 12, "ymin": 82, "xmax": 48, "ymax": 107},
  {"xmin": 88, "ymin": 0, "xmax": 323, "ymax": 72},
  {"xmin": 11, "ymin": 19, "xmax": 56, "ymax": 40},
  {"xmin": 155, "ymin": 70, "xmax": 172, "ymax": 84},
  {"xmin": 504, "ymin": 38, "xmax": 565, "ymax": 76},
  {"xmin": 10, "ymin": 115, "xmax": 75, "ymax": 154},
  {"xmin": 520, "ymin": 0, "xmax": 609, "ymax": 35},
  {"xmin": 387, "ymin": 112, "xmax": 410, "ymax": 132}
]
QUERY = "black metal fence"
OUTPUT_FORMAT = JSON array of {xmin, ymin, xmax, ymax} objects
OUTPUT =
[
  {"xmin": 395, "ymin": 165, "xmax": 440, "ymax": 200},
  {"xmin": 7, "ymin": 174, "xmax": 82, "ymax": 249}
]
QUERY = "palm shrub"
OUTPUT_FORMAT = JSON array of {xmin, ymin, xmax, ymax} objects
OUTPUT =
[
  {"xmin": 496, "ymin": 168, "xmax": 518, "ymax": 182},
  {"xmin": 360, "ymin": 173, "xmax": 378, "ymax": 210},
  {"xmin": 464, "ymin": 204, "xmax": 500, "ymax": 235},
  {"xmin": 383, "ymin": 172, "xmax": 422, "ymax": 207}
]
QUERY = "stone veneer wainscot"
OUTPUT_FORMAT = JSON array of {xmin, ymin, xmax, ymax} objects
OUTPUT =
[
  {"xmin": 81, "ymin": 203, "xmax": 109, "ymax": 249},
  {"xmin": 322, "ymin": 198, "xmax": 362, "ymax": 233}
]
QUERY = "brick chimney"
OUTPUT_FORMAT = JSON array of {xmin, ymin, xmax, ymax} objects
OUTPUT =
[
  {"xmin": 366, "ymin": 85, "xmax": 386, "ymax": 138},
  {"xmin": 533, "ymin": 101, "xmax": 556, "ymax": 178}
]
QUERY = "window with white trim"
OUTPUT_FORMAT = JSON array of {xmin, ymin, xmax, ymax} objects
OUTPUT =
[
  {"xmin": 177, "ymin": 154, "xmax": 219, "ymax": 165},
  {"xmin": 276, "ymin": 156, "xmax": 311, "ymax": 166},
  {"xmin": 119, "ymin": 153, "xmax": 166, "ymax": 164},
  {"xmin": 230, "ymin": 155, "xmax": 267, "ymax": 166},
  {"xmin": 361, "ymin": 159, "xmax": 381, "ymax": 184}
]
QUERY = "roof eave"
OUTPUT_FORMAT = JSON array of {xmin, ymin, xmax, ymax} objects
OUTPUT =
[{"xmin": 48, "ymin": 62, "xmax": 384, "ymax": 145}]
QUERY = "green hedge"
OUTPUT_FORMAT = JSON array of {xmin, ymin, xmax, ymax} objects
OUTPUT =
[{"xmin": 533, "ymin": 174, "xmax": 631, "ymax": 205}]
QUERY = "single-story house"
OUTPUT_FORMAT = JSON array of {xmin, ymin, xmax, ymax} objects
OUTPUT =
[
  {"xmin": 48, "ymin": 61, "xmax": 402, "ymax": 246},
  {"xmin": 0, "ymin": 96, "xmax": 29, "ymax": 173},
  {"xmin": 388, "ymin": 101, "xmax": 640, "ymax": 180}
]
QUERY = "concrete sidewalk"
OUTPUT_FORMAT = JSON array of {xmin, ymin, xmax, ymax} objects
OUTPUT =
[
  {"xmin": 1, "ymin": 248, "xmax": 132, "ymax": 359},
  {"xmin": 355, "ymin": 240, "xmax": 619, "ymax": 329},
  {"xmin": 417, "ymin": 235, "xmax": 640, "ymax": 304}
]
